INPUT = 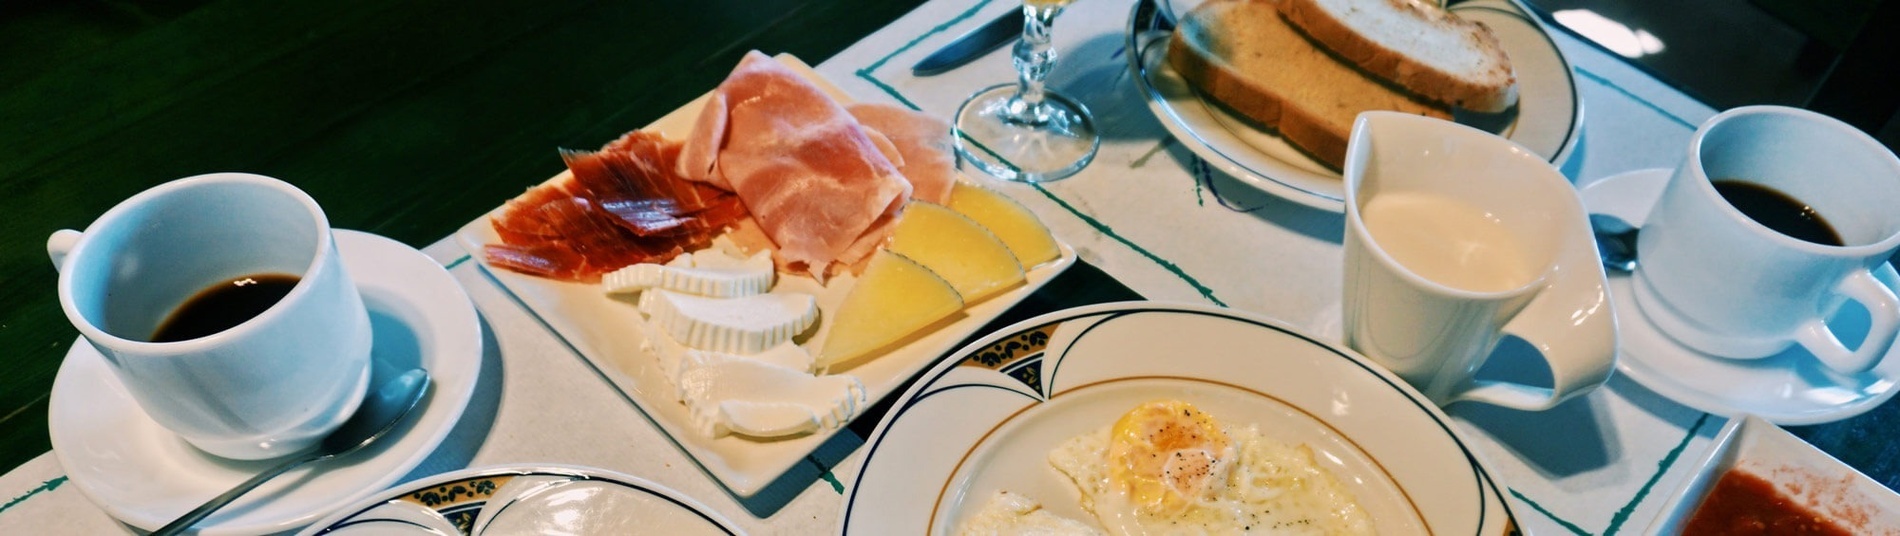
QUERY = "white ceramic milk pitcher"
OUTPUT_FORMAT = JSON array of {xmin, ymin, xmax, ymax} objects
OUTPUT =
[{"xmin": 1341, "ymin": 112, "xmax": 1617, "ymax": 411}]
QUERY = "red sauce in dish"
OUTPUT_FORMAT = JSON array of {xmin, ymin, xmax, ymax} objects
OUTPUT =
[{"xmin": 1681, "ymin": 470, "xmax": 1852, "ymax": 535}]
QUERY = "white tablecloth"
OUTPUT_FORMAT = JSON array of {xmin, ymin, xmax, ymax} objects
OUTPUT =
[{"xmin": 0, "ymin": 0, "xmax": 1728, "ymax": 533}]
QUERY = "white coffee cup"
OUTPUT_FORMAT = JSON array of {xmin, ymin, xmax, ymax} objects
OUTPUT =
[
  {"xmin": 1632, "ymin": 105, "xmax": 1900, "ymax": 375},
  {"xmin": 1341, "ymin": 112, "xmax": 1617, "ymax": 411},
  {"xmin": 49, "ymin": 173, "xmax": 373, "ymax": 460}
]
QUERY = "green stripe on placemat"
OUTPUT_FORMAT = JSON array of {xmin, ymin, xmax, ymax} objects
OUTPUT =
[
  {"xmin": 445, "ymin": 254, "xmax": 473, "ymax": 270},
  {"xmin": 0, "ymin": 476, "xmax": 66, "ymax": 516},
  {"xmin": 820, "ymin": 471, "xmax": 844, "ymax": 494},
  {"xmin": 1509, "ymin": 412, "xmax": 1714, "ymax": 535},
  {"xmin": 1024, "ymin": 184, "xmax": 1225, "ymax": 306},
  {"xmin": 1601, "ymin": 412, "xmax": 1714, "ymax": 534},
  {"xmin": 1510, "ymin": 488, "xmax": 1593, "ymax": 535},
  {"xmin": 852, "ymin": 0, "xmax": 995, "ymax": 112}
]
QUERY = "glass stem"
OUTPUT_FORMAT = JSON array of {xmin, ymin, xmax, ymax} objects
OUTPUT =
[{"xmin": 1010, "ymin": 3, "xmax": 1063, "ymax": 125}]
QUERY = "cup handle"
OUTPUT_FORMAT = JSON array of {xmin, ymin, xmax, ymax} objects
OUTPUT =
[
  {"xmin": 1795, "ymin": 268, "xmax": 1899, "ymax": 375},
  {"xmin": 1452, "ymin": 282, "xmax": 1619, "ymax": 411},
  {"xmin": 47, "ymin": 229, "xmax": 82, "ymax": 272}
]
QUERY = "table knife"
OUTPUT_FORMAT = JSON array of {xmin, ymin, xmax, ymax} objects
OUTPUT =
[{"xmin": 911, "ymin": 10, "xmax": 1022, "ymax": 76}]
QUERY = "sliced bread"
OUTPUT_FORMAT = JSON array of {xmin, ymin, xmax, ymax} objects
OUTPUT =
[
  {"xmin": 1167, "ymin": 0, "xmax": 1450, "ymax": 169},
  {"xmin": 1279, "ymin": 0, "xmax": 1518, "ymax": 112}
]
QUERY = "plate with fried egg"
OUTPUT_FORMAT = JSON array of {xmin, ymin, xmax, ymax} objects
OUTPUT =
[{"xmin": 839, "ymin": 302, "xmax": 1516, "ymax": 535}]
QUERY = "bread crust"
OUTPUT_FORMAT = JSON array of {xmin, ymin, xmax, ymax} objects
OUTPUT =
[
  {"xmin": 1279, "ymin": 0, "xmax": 1518, "ymax": 112},
  {"xmin": 1166, "ymin": 0, "xmax": 1449, "ymax": 169}
]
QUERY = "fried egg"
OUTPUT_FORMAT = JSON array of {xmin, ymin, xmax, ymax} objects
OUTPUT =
[
  {"xmin": 1107, "ymin": 400, "xmax": 1236, "ymax": 517},
  {"xmin": 1049, "ymin": 400, "xmax": 1373, "ymax": 535}
]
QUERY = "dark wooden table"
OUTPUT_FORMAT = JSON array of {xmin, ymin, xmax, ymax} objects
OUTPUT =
[
  {"xmin": 0, "ymin": 0, "xmax": 978, "ymax": 474},
  {"xmin": 2, "ymin": 0, "xmax": 1893, "ymax": 504}
]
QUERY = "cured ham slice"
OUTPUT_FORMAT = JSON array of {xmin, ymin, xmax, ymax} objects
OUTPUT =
[
  {"xmin": 860, "ymin": 128, "xmax": 905, "ymax": 169},
  {"xmin": 485, "ymin": 133, "xmax": 745, "ymax": 283},
  {"xmin": 833, "ymin": 213, "xmax": 899, "ymax": 273},
  {"xmin": 848, "ymin": 103, "xmax": 956, "ymax": 205},
  {"xmin": 681, "ymin": 52, "xmax": 913, "ymax": 277},
  {"xmin": 570, "ymin": 131, "xmax": 746, "ymax": 237},
  {"xmin": 486, "ymin": 194, "xmax": 683, "ymax": 282},
  {"xmin": 489, "ymin": 179, "xmax": 581, "ymax": 245},
  {"xmin": 823, "ymin": 105, "xmax": 957, "ymax": 271},
  {"xmin": 677, "ymin": 92, "xmax": 728, "ymax": 187}
]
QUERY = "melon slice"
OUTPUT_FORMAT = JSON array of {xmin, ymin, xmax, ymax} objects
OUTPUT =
[
  {"xmin": 886, "ymin": 201, "xmax": 1025, "ymax": 304},
  {"xmin": 817, "ymin": 250, "xmax": 963, "ymax": 368},
  {"xmin": 947, "ymin": 182, "xmax": 1062, "ymax": 268}
]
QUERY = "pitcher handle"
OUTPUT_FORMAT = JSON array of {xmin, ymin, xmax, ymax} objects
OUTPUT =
[{"xmin": 1453, "ymin": 279, "xmax": 1618, "ymax": 411}]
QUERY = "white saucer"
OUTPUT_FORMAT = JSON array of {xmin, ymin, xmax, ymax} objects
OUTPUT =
[
  {"xmin": 1581, "ymin": 169, "xmax": 1900, "ymax": 425},
  {"xmin": 49, "ymin": 229, "xmax": 484, "ymax": 534}
]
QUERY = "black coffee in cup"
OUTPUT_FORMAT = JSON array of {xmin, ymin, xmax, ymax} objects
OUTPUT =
[
  {"xmin": 1712, "ymin": 179, "xmax": 1843, "ymax": 247},
  {"xmin": 151, "ymin": 273, "xmax": 300, "ymax": 343}
]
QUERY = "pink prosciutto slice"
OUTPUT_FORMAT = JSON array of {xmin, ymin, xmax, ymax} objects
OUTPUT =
[
  {"xmin": 848, "ymin": 103, "xmax": 956, "ymax": 205},
  {"xmin": 680, "ymin": 51, "xmax": 912, "ymax": 276},
  {"xmin": 676, "ymin": 92, "xmax": 728, "ymax": 188}
]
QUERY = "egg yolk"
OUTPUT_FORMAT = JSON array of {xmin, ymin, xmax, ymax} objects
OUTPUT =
[{"xmin": 1106, "ymin": 400, "xmax": 1234, "ymax": 516}]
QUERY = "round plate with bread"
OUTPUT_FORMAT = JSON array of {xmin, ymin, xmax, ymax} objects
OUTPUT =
[{"xmin": 1130, "ymin": 0, "xmax": 1580, "ymax": 212}]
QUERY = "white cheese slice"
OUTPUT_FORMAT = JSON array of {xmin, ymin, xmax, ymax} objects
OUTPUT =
[
  {"xmin": 646, "ymin": 324, "xmax": 815, "ymax": 397},
  {"xmin": 667, "ymin": 343, "xmax": 814, "ymax": 400},
  {"xmin": 601, "ymin": 249, "xmax": 774, "ymax": 297},
  {"xmin": 638, "ymin": 289, "xmax": 817, "ymax": 354},
  {"xmin": 642, "ymin": 318, "xmax": 690, "ymax": 384},
  {"xmin": 676, "ymin": 357, "xmax": 867, "ymax": 438}
]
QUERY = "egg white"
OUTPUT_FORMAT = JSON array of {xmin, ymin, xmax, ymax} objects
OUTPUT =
[
  {"xmin": 1049, "ymin": 424, "xmax": 1373, "ymax": 535},
  {"xmin": 955, "ymin": 490, "xmax": 1104, "ymax": 536}
]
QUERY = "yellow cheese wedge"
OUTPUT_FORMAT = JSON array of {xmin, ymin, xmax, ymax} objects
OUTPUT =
[
  {"xmin": 947, "ymin": 182, "xmax": 1061, "ymax": 269},
  {"xmin": 887, "ymin": 201, "xmax": 1025, "ymax": 304},
  {"xmin": 816, "ymin": 250, "xmax": 964, "ymax": 368}
]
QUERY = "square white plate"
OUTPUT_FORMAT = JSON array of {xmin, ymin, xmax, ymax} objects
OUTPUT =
[
  {"xmin": 1647, "ymin": 415, "xmax": 1900, "ymax": 534},
  {"xmin": 453, "ymin": 55, "xmax": 1075, "ymax": 497}
]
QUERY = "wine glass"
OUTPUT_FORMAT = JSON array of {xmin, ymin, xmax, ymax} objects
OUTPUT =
[{"xmin": 953, "ymin": 0, "xmax": 1099, "ymax": 183}]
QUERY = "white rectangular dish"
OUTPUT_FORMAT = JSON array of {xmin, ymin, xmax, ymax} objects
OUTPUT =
[
  {"xmin": 1647, "ymin": 415, "xmax": 1900, "ymax": 534},
  {"xmin": 453, "ymin": 55, "xmax": 1075, "ymax": 497}
]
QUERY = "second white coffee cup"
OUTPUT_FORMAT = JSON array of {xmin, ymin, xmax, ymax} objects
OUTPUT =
[
  {"xmin": 1633, "ymin": 105, "xmax": 1900, "ymax": 374},
  {"xmin": 50, "ymin": 173, "xmax": 372, "ymax": 460}
]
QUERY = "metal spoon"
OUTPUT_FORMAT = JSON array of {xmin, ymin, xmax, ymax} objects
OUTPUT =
[
  {"xmin": 1591, "ymin": 213, "xmax": 1640, "ymax": 273},
  {"xmin": 151, "ymin": 368, "xmax": 431, "ymax": 536}
]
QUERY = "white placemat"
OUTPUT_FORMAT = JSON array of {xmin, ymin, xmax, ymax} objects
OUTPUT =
[{"xmin": 1, "ymin": 0, "xmax": 1730, "ymax": 534}]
